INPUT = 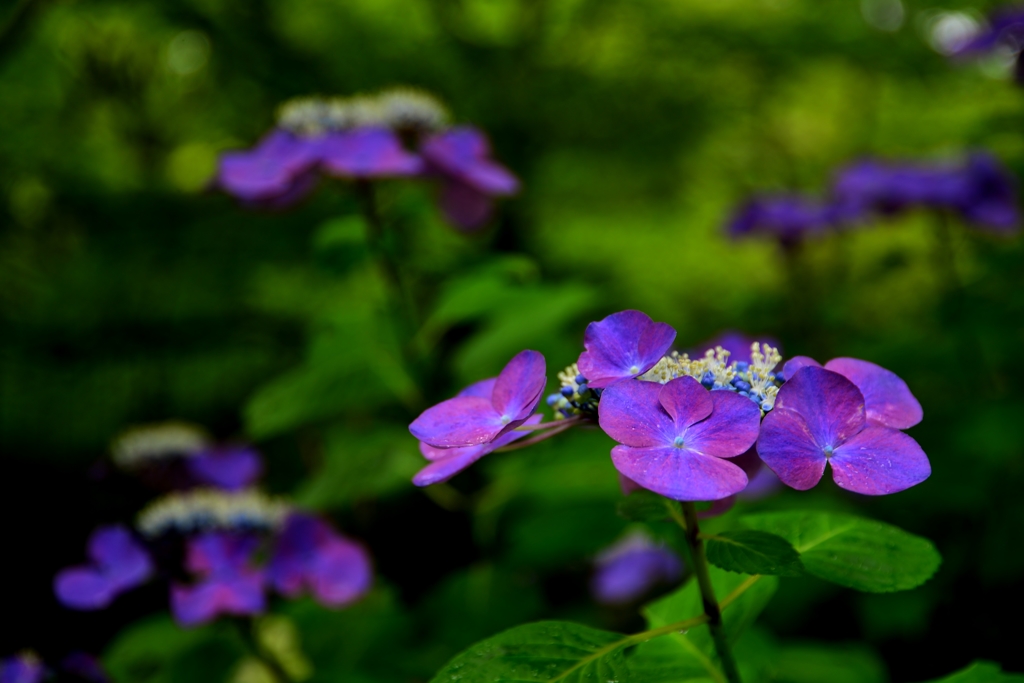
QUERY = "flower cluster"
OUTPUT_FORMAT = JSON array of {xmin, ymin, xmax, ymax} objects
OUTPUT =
[
  {"xmin": 54, "ymin": 428, "xmax": 372, "ymax": 628},
  {"xmin": 408, "ymin": 309, "xmax": 930, "ymax": 502},
  {"xmin": 728, "ymin": 152, "xmax": 1019, "ymax": 243},
  {"xmin": 212, "ymin": 88, "xmax": 519, "ymax": 230}
]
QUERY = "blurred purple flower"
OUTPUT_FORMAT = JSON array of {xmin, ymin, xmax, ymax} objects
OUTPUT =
[
  {"xmin": 214, "ymin": 129, "xmax": 321, "ymax": 204},
  {"xmin": 591, "ymin": 533, "xmax": 683, "ymax": 605},
  {"xmin": 187, "ymin": 445, "xmax": 264, "ymax": 491},
  {"xmin": 54, "ymin": 525, "xmax": 153, "ymax": 610},
  {"xmin": 952, "ymin": 7, "xmax": 1024, "ymax": 56},
  {"xmin": 268, "ymin": 513, "xmax": 372, "ymax": 608},
  {"xmin": 320, "ymin": 128, "xmax": 423, "ymax": 178},
  {"xmin": 409, "ymin": 350, "xmax": 546, "ymax": 448},
  {"xmin": 420, "ymin": 127, "xmax": 520, "ymax": 231},
  {"xmin": 780, "ymin": 356, "xmax": 922, "ymax": 429},
  {"xmin": 599, "ymin": 376, "xmax": 761, "ymax": 501},
  {"xmin": 0, "ymin": 655, "xmax": 44, "ymax": 683},
  {"xmin": 694, "ymin": 332, "xmax": 781, "ymax": 364},
  {"xmin": 757, "ymin": 366, "xmax": 930, "ymax": 495},
  {"xmin": 727, "ymin": 195, "xmax": 840, "ymax": 245},
  {"xmin": 414, "ymin": 378, "xmax": 543, "ymax": 486},
  {"xmin": 577, "ymin": 310, "xmax": 677, "ymax": 389},
  {"xmin": 171, "ymin": 533, "xmax": 265, "ymax": 627},
  {"xmin": 832, "ymin": 154, "xmax": 1019, "ymax": 233}
]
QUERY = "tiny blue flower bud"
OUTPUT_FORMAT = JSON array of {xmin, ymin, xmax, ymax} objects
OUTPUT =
[
  {"xmin": 701, "ymin": 371, "xmax": 715, "ymax": 389},
  {"xmin": 546, "ymin": 394, "xmax": 560, "ymax": 406},
  {"xmin": 731, "ymin": 378, "xmax": 752, "ymax": 392},
  {"xmin": 734, "ymin": 361, "xmax": 749, "ymax": 373},
  {"xmin": 575, "ymin": 374, "xmax": 587, "ymax": 385},
  {"xmin": 577, "ymin": 383, "xmax": 589, "ymax": 396},
  {"xmin": 561, "ymin": 386, "xmax": 575, "ymax": 397}
]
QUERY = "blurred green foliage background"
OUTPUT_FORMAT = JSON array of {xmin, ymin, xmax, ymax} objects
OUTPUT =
[{"xmin": 3, "ymin": 0, "xmax": 1024, "ymax": 681}]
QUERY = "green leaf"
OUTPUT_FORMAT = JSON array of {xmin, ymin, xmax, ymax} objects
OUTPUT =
[
  {"xmin": 631, "ymin": 568, "xmax": 778, "ymax": 681},
  {"xmin": 617, "ymin": 490, "xmax": 678, "ymax": 522},
  {"xmin": 770, "ymin": 643, "xmax": 887, "ymax": 683},
  {"xmin": 705, "ymin": 530, "xmax": 804, "ymax": 577},
  {"xmin": 923, "ymin": 661, "xmax": 1024, "ymax": 682},
  {"xmin": 427, "ymin": 621, "xmax": 633, "ymax": 683},
  {"xmin": 103, "ymin": 615, "xmax": 245, "ymax": 683},
  {"xmin": 741, "ymin": 511, "xmax": 941, "ymax": 593}
]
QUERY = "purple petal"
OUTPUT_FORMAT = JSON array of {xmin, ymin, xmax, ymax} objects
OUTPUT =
[
  {"xmin": 238, "ymin": 168, "xmax": 319, "ymax": 210},
  {"xmin": 824, "ymin": 358, "xmax": 923, "ymax": 429},
  {"xmin": 215, "ymin": 130, "xmax": 320, "ymax": 200},
  {"xmin": 421, "ymin": 127, "xmax": 519, "ymax": 194},
  {"xmin": 458, "ymin": 378, "xmax": 497, "ymax": 399},
  {"xmin": 268, "ymin": 514, "xmax": 329, "ymax": 597},
  {"xmin": 657, "ymin": 377, "xmax": 714, "ymax": 431},
  {"xmin": 683, "ymin": 390, "xmax": 761, "ymax": 458},
  {"xmin": 491, "ymin": 350, "xmax": 547, "ymax": 423},
  {"xmin": 578, "ymin": 310, "xmax": 677, "ymax": 388},
  {"xmin": 413, "ymin": 414, "xmax": 542, "ymax": 485},
  {"xmin": 408, "ymin": 396, "xmax": 506, "ymax": 448},
  {"xmin": 171, "ymin": 574, "xmax": 265, "ymax": 628},
  {"xmin": 610, "ymin": 445, "xmax": 750, "ymax": 501},
  {"xmin": 439, "ymin": 178, "xmax": 496, "ymax": 231},
  {"xmin": 185, "ymin": 533, "xmax": 260, "ymax": 576},
  {"xmin": 54, "ymin": 568, "xmax": 117, "ymax": 610},
  {"xmin": 308, "ymin": 538, "xmax": 373, "ymax": 607},
  {"xmin": 87, "ymin": 525, "xmax": 153, "ymax": 590},
  {"xmin": 755, "ymin": 407, "xmax": 828, "ymax": 491},
  {"xmin": 319, "ymin": 128, "xmax": 423, "ymax": 178},
  {"xmin": 780, "ymin": 355, "xmax": 821, "ymax": 381},
  {"xmin": 597, "ymin": 379, "xmax": 675, "ymax": 447},
  {"xmin": 773, "ymin": 367, "xmax": 865, "ymax": 448},
  {"xmin": 187, "ymin": 446, "xmax": 264, "ymax": 491},
  {"xmin": 829, "ymin": 426, "xmax": 931, "ymax": 495}
]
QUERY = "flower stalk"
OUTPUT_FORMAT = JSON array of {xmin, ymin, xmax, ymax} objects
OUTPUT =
[{"xmin": 679, "ymin": 501, "xmax": 743, "ymax": 683}]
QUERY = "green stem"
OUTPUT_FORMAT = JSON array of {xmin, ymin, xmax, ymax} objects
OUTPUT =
[
  {"xmin": 232, "ymin": 618, "xmax": 291, "ymax": 683},
  {"xmin": 679, "ymin": 502, "xmax": 743, "ymax": 683}
]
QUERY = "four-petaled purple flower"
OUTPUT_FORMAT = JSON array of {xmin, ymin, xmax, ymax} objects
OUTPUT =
[
  {"xmin": 420, "ymin": 127, "xmax": 521, "ymax": 231},
  {"xmin": 54, "ymin": 525, "xmax": 153, "ymax": 610},
  {"xmin": 186, "ymin": 445, "xmax": 264, "ymax": 491},
  {"xmin": 413, "ymin": 377, "xmax": 543, "ymax": 486},
  {"xmin": 599, "ymin": 376, "xmax": 762, "ymax": 501},
  {"xmin": 591, "ymin": 533, "xmax": 683, "ymax": 605},
  {"xmin": 577, "ymin": 310, "xmax": 676, "ymax": 389},
  {"xmin": 757, "ymin": 366, "xmax": 930, "ymax": 495},
  {"xmin": 727, "ymin": 195, "xmax": 841, "ymax": 245},
  {"xmin": 410, "ymin": 350, "xmax": 546, "ymax": 448},
  {"xmin": 268, "ymin": 513, "xmax": 373, "ymax": 608},
  {"xmin": 171, "ymin": 533, "xmax": 265, "ymax": 627}
]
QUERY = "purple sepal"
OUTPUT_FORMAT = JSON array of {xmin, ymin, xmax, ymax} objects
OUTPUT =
[
  {"xmin": 268, "ymin": 513, "xmax": 372, "ymax": 608},
  {"xmin": 599, "ymin": 377, "xmax": 761, "ymax": 501},
  {"xmin": 591, "ymin": 534, "xmax": 683, "ymax": 605},
  {"xmin": 170, "ymin": 533, "xmax": 266, "ymax": 627},
  {"xmin": 54, "ymin": 525, "xmax": 153, "ymax": 610},
  {"xmin": 187, "ymin": 445, "xmax": 264, "ymax": 491},
  {"xmin": 577, "ymin": 310, "xmax": 677, "ymax": 388},
  {"xmin": 0, "ymin": 655, "xmax": 45, "ymax": 683},
  {"xmin": 421, "ymin": 127, "xmax": 520, "ymax": 195},
  {"xmin": 727, "ymin": 195, "xmax": 840, "ymax": 244},
  {"xmin": 320, "ymin": 128, "xmax": 423, "ymax": 178},
  {"xmin": 214, "ymin": 129, "xmax": 320, "ymax": 202},
  {"xmin": 409, "ymin": 350, "xmax": 546, "ymax": 448},
  {"xmin": 757, "ymin": 367, "xmax": 930, "ymax": 495},
  {"xmin": 414, "ymin": 414, "xmax": 542, "ymax": 485}
]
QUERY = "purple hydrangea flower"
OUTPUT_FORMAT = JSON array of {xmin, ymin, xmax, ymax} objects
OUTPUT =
[
  {"xmin": 170, "ymin": 533, "xmax": 265, "ymax": 627},
  {"xmin": 0, "ymin": 655, "xmax": 44, "ymax": 683},
  {"xmin": 420, "ymin": 127, "xmax": 520, "ymax": 231},
  {"xmin": 599, "ymin": 376, "xmax": 762, "ymax": 501},
  {"xmin": 54, "ymin": 525, "xmax": 153, "ymax": 610},
  {"xmin": 414, "ymin": 378, "xmax": 543, "ymax": 486},
  {"xmin": 727, "ymin": 195, "xmax": 840, "ymax": 244},
  {"xmin": 409, "ymin": 350, "xmax": 546, "ymax": 448},
  {"xmin": 591, "ymin": 533, "xmax": 683, "ymax": 605},
  {"xmin": 214, "ymin": 129, "xmax": 321, "ymax": 204},
  {"xmin": 319, "ymin": 128, "xmax": 423, "ymax": 178},
  {"xmin": 186, "ymin": 445, "xmax": 264, "ymax": 491},
  {"xmin": 268, "ymin": 513, "xmax": 372, "ymax": 608},
  {"xmin": 832, "ymin": 155, "xmax": 1019, "ymax": 233},
  {"xmin": 780, "ymin": 356, "xmax": 922, "ymax": 429},
  {"xmin": 577, "ymin": 310, "xmax": 677, "ymax": 389},
  {"xmin": 757, "ymin": 366, "xmax": 930, "ymax": 495}
]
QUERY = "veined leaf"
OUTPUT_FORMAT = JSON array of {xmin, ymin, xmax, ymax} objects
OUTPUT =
[
  {"xmin": 705, "ymin": 530, "xmax": 804, "ymax": 577},
  {"xmin": 922, "ymin": 661, "xmax": 1024, "ymax": 682}
]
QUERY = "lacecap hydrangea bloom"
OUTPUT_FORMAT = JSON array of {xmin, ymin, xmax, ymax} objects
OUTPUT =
[
  {"xmin": 408, "ymin": 309, "xmax": 931, "ymax": 504},
  {"xmin": 213, "ymin": 88, "xmax": 519, "ymax": 230}
]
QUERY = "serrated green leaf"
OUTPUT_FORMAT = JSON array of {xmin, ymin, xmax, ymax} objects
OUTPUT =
[
  {"xmin": 427, "ymin": 621, "xmax": 633, "ymax": 683},
  {"xmin": 617, "ymin": 490, "xmax": 678, "ymax": 522},
  {"xmin": 632, "ymin": 568, "xmax": 778, "ymax": 681},
  {"xmin": 923, "ymin": 661, "xmax": 1024, "ymax": 683},
  {"xmin": 741, "ymin": 511, "xmax": 941, "ymax": 593},
  {"xmin": 706, "ymin": 530, "xmax": 804, "ymax": 577}
]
